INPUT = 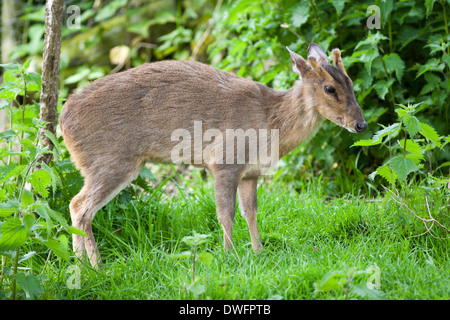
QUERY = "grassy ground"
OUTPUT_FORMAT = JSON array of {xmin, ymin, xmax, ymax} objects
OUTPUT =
[{"xmin": 35, "ymin": 169, "xmax": 449, "ymax": 300}]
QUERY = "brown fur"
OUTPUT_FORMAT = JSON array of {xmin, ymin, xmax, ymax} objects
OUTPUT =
[{"xmin": 60, "ymin": 43, "xmax": 366, "ymax": 267}]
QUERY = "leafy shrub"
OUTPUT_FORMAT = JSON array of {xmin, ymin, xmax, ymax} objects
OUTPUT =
[{"xmin": 209, "ymin": 0, "xmax": 450, "ymax": 193}]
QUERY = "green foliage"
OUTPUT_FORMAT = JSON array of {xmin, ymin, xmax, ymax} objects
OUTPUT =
[
  {"xmin": 0, "ymin": 62, "xmax": 84, "ymax": 300},
  {"xmin": 209, "ymin": 0, "xmax": 450, "ymax": 194},
  {"xmin": 354, "ymin": 103, "xmax": 447, "ymax": 186},
  {"xmin": 169, "ymin": 231, "xmax": 213, "ymax": 298}
]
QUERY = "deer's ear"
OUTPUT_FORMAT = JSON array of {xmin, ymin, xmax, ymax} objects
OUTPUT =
[
  {"xmin": 286, "ymin": 46, "xmax": 308, "ymax": 78},
  {"xmin": 307, "ymin": 42, "xmax": 330, "ymax": 65},
  {"xmin": 331, "ymin": 48, "xmax": 348, "ymax": 77}
]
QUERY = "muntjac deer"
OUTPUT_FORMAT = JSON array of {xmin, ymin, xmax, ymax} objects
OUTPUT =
[{"xmin": 60, "ymin": 43, "xmax": 367, "ymax": 268}]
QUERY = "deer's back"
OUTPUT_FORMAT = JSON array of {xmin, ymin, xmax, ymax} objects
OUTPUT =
[{"xmin": 60, "ymin": 60, "xmax": 274, "ymax": 167}]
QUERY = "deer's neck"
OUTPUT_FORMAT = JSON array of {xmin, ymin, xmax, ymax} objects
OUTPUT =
[{"xmin": 268, "ymin": 81, "xmax": 324, "ymax": 158}]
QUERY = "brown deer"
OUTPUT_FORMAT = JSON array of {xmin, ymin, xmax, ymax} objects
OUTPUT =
[{"xmin": 59, "ymin": 43, "xmax": 366, "ymax": 268}]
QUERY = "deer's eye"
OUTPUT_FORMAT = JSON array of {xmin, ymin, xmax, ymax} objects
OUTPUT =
[{"xmin": 324, "ymin": 85, "xmax": 336, "ymax": 94}]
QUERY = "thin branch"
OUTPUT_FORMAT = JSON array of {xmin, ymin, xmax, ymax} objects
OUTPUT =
[{"xmin": 384, "ymin": 186, "xmax": 450, "ymax": 239}]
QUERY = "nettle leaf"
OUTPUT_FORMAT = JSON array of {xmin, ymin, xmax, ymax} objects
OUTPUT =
[
  {"xmin": 43, "ymin": 236, "xmax": 70, "ymax": 261},
  {"xmin": 383, "ymin": 53, "xmax": 405, "ymax": 81},
  {"xmin": 442, "ymin": 53, "xmax": 450, "ymax": 67},
  {"xmin": 372, "ymin": 123, "xmax": 400, "ymax": 142},
  {"xmin": 378, "ymin": 0, "xmax": 393, "ymax": 28},
  {"xmin": 24, "ymin": 72, "xmax": 42, "ymax": 92},
  {"xmin": 289, "ymin": 2, "xmax": 310, "ymax": 28},
  {"xmin": 188, "ymin": 281, "xmax": 206, "ymax": 297},
  {"xmin": 197, "ymin": 251, "xmax": 213, "ymax": 265},
  {"xmin": 168, "ymin": 251, "xmax": 192, "ymax": 260},
  {"xmin": 403, "ymin": 139, "xmax": 424, "ymax": 162},
  {"xmin": 373, "ymin": 78, "xmax": 395, "ymax": 100},
  {"xmin": 28, "ymin": 170, "xmax": 52, "ymax": 198},
  {"xmin": 329, "ymin": 0, "xmax": 349, "ymax": 16},
  {"xmin": 314, "ymin": 271, "xmax": 346, "ymax": 292},
  {"xmin": 0, "ymin": 217, "xmax": 27, "ymax": 250},
  {"xmin": 416, "ymin": 58, "xmax": 445, "ymax": 78},
  {"xmin": 0, "ymin": 199, "xmax": 20, "ymax": 217},
  {"xmin": 370, "ymin": 164, "xmax": 397, "ymax": 184},
  {"xmin": 0, "ymin": 129, "xmax": 16, "ymax": 143},
  {"xmin": 401, "ymin": 114, "xmax": 421, "ymax": 137},
  {"xmin": 425, "ymin": 0, "xmax": 436, "ymax": 18},
  {"xmin": 353, "ymin": 48, "xmax": 379, "ymax": 75},
  {"xmin": 67, "ymin": 226, "xmax": 87, "ymax": 237},
  {"xmin": 419, "ymin": 122, "xmax": 441, "ymax": 147},
  {"xmin": 16, "ymin": 272, "xmax": 44, "ymax": 299},
  {"xmin": 32, "ymin": 200, "xmax": 69, "ymax": 229},
  {"xmin": 389, "ymin": 156, "xmax": 419, "ymax": 181},
  {"xmin": 352, "ymin": 139, "xmax": 379, "ymax": 147},
  {"xmin": 182, "ymin": 232, "xmax": 210, "ymax": 247}
]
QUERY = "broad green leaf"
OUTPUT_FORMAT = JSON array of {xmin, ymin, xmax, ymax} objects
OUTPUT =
[
  {"xmin": 16, "ymin": 273, "xmax": 44, "ymax": 299},
  {"xmin": 0, "ymin": 199, "xmax": 20, "ymax": 217},
  {"xmin": 402, "ymin": 114, "xmax": 421, "ymax": 138},
  {"xmin": 0, "ymin": 130, "xmax": 16, "ymax": 143},
  {"xmin": 416, "ymin": 58, "xmax": 445, "ymax": 78},
  {"xmin": 188, "ymin": 281, "xmax": 206, "ymax": 297},
  {"xmin": 23, "ymin": 213, "xmax": 36, "ymax": 234},
  {"xmin": 351, "ymin": 139, "xmax": 380, "ymax": 147},
  {"xmin": 424, "ymin": 0, "xmax": 436, "ymax": 17},
  {"xmin": 198, "ymin": 252, "xmax": 213, "ymax": 265},
  {"xmin": 0, "ymin": 217, "xmax": 27, "ymax": 250},
  {"xmin": 403, "ymin": 139, "xmax": 424, "ymax": 161},
  {"xmin": 0, "ymin": 63, "xmax": 20, "ymax": 71},
  {"xmin": 21, "ymin": 189, "xmax": 34, "ymax": 206},
  {"xmin": 442, "ymin": 53, "xmax": 450, "ymax": 67},
  {"xmin": 351, "ymin": 283, "xmax": 386, "ymax": 300},
  {"xmin": 378, "ymin": 0, "xmax": 393, "ymax": 27},
  {"xmin": 373, "ymin": 78, "xmax": 394, "ymax": 100},
  {"xmin": 40, "ymin": 161, "xmax": 62, "ymax": 195},
  {"xmin": 383, "ymin": 53, "xmax": 405, "ymax": 81},
  {"xmin": 28, "ymin": 170, "xmax": 52, "ymax": 198},
  {"xmin": 371, "ymin": 123, "xmax": 400, "ymax": 143},
  {"xmin": 395, "ymin": 108, "xmax": 407, "ymax": 118},
  {"xmin": 94, "ymin": 0, "xmax": 127, "ymax": 22},
  {"xmin": 168, "ymin": 251, "xmax": 192, "ymax": 260},
  {"xmin": 33, "ymin": 201, "xmax": 69, "ymax": 229},
  {"xmin": 419, "ymin": 122, "xmax": 441, "ymax": 147},
  {"xmin": 24, "ymin": 72, "xmax": 42, "ymax": 92},
  {"xmin": 182, "ymin": 232, "xmax": 211, "ymax": 247},
  {"xmin": 370, "ymin": 164, "xmax": 397, "ymax": 184},
  {"xmin": 290, "ymin": 2, "xmax": 310, "ymax": 28},
  {"xmin": 314, "ymin": 271, "xmax": 346, "ymax": 292},
  {"xmin": 389, "ymin": 156, "xmax": 419, "ymax": 181},
  {"xmin": 139, "ymin": 166, "xmax": 156, "ymax": 181},
  {"xmin": 67, "ymin": 226, "xmax": 87, "ymax": 237},
  {"xmin": 43, "ymin": 237, "xmax": 70, "ymax": 261},
  {"xmin": 64, "ymin": 68, "xmax": 90, "ymax": 84},
  {"xmin": 329, "ymin": 0, "xmax": 349, "ymax": 16}
]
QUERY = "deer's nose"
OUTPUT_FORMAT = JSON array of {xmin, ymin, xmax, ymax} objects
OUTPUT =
[{"xmin": 354, "ymin": 121, "xmax": 367, "ymax": 133}]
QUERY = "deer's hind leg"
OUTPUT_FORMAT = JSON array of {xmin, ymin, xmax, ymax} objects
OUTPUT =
[
  {"xmin": 70, "ymin": 159, "xmax": 144, "ymax": 268},
  {"xmin": 238, "ymin": 177, "xmax": 262, "ymax": 253}
]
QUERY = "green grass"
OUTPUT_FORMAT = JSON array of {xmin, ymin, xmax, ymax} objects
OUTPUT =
[{"xmin": 32, "ymin": 170, "xmax": 450, "ymax": 299}]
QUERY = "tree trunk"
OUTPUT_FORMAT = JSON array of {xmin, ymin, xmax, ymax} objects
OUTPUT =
[{"xmin": 38, "ymin": 0, "xmax": 64, "ymax": 166}]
